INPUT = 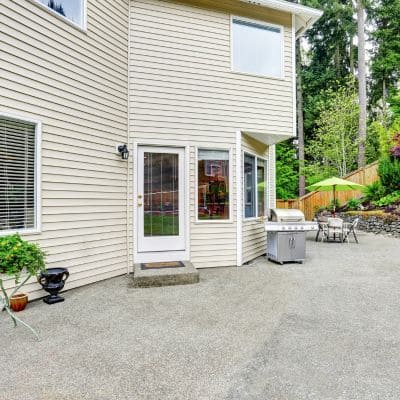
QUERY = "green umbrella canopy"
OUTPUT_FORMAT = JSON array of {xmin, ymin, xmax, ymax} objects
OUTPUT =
[
  {"xmin": 306, "ymin": 177, "xmax": 365, "ymax": 192},
  {"xmin": 306, "ymin": 177, "xmax": 365, "ymax": 215}
]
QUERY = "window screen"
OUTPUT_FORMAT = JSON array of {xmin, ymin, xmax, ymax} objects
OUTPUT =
[{"xmin": 0, "ymin": 118, "xmax": 36, "ymax": 232}]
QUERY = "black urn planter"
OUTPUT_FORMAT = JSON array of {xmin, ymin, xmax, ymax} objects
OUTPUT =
[{"xmin": 38, "ymin": 268, "xmax": 69, "ymax": 304}]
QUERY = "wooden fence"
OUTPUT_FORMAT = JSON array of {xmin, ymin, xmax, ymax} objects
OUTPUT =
[{"xmin": 277, "ymin": 161, "xmax": 379, "ymax": 221}]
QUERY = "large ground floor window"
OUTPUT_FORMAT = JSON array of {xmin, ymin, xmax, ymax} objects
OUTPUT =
[
  {"xmin": 0, "ymin": 117, "xmax": 38, "ymax": 233},
  {"xmin": 197, "ymin": 149, "xmax": 230, "ymax": 220},
  {"xmin": 244, "ymin": 153, "xmax": 267, "ymax": 218}
]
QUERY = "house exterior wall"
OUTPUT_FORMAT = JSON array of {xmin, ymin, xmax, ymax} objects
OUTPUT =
[
  {"xmin": 0, "ymin": 0, "xmax": 129, "ymax": 298},
  {"xmin": 129, "ymin": 0, "xmax": 293, "ymax": 268},
  {"xmin": 0, "ymin": 0, "xmax": 295, "ymax": 298}
]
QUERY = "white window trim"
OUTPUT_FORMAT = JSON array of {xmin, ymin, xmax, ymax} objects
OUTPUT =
[
  {"xmin": 243, "ymin": 151, "xmax": 269, "ymax": 221},
  {"xmin": 195, "ymin": 146, "xmax": 234, "ymax": 224},
  {"xmin": 0, "ymin": 112, "xmax": 42, "ymax": 237},
  {"xmin": 230, "ymin": 15, "xmax": 285, "ymax": 80},
  {"xmin": 28, "ymin": 0, "xmax": 87, "ymax": 32}
]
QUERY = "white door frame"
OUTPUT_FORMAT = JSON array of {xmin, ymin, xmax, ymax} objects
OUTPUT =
[
  {"xmin": 133, "ymin": 140, "xmax": 190, "ymax": 264},
  {"xmin": 137, "ymin": 146, "xmax": 185, "ymax": 252}
]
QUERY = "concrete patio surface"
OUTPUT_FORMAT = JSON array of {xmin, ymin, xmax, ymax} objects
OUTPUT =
[{"xmin": 2, "ymin": 231, "xmax": 400, "ymax": 399}]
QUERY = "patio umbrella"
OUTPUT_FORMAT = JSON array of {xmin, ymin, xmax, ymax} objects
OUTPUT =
[{"xmin": 306, "ymin": 177, "xmax": 365, "ymax": 215}]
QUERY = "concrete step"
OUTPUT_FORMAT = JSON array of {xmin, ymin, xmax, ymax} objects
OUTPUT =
[{"xmin": 129, "ymin": 261, "xmax": 199, "ymax": 288}]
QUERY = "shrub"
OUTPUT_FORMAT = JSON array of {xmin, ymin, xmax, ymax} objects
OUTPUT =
[
  {"xmin": 362, "ymin": 181, "xmax": 386, "ymax": 202},
  {"xmin": 373, "ymin": 191, "xmax": 400, "ymax": 207},
  {"xmin": 0, "ymin": 234, "xmax": 46, "ymax": 283},
  {"xmin": 0, "ymin": 234, "xmax": 46, "ymax": 340},
  {"xmin": 347, "ymin": 198, "xmax": 361, "ymax": 210},
  {"xmin": 327, "ymin": 198, "xmax": 341, "ymax": 212},
  {"xmin": 378, "ymin": 157, "xmax": 400, "ymax": 193}
]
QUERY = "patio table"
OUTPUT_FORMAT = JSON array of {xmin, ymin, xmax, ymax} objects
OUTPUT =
[{"xmin": 316, "ymin": 220, "xmax": 352, "ymax": 243}]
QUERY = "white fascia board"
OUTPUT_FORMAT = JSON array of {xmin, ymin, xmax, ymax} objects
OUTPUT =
[{"xmin": 238, "ymin": 0, "xmax": 323, "ymax": 37}]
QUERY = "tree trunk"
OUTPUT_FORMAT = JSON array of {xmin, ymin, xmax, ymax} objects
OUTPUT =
[
  {"xmin": 296, "ymin": 41, "xmax": 306, "ymax": 196},
  {"xmin": 357, "ymin": 0, "xmax": 367, "ymax": 168}
]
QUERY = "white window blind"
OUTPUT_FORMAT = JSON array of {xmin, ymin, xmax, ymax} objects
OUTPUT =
[{"xmin": 0, "ymin": 118, "xmax": 36, "ymax": 232}]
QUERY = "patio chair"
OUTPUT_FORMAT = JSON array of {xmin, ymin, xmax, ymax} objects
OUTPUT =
[
  {"xmin": 315, "ymin": 221, "xmax": 328, "ymax": 242},
  {"xmin": 327, "ymin": 217, "xmax": 344, "ymax": 242},
  {"xmin": 343, "ymin": 218, "xmax": 360, "ymax": 244}
]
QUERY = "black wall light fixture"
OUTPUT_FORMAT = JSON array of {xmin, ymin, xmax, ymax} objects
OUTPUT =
[{"xmin": 117, "ymin": 144, "xmax": 129, "ymax": 160}]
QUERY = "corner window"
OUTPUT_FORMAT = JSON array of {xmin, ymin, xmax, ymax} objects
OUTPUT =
[
  {"xmin": 244, "ymin": 153, "xmax": 268, "ymax": 219},
  {"xmin": 232, "ymin": 18, "xmax": 283, "ymax": 78},
  {"xmin": 36, "ymin": 0, "xmax": 85, "ymax": 27},
  {"xmin": 0, "ymin": 117, "xmax": 37, "ymax": 233},
  {"xmin": 197, "ymin": 149, "xmax": 230, "ymax": 220},
  {"xmin": 244, "ymin": 154, "xmax": 256, "ymax": 218},
  {"xmin": 257, "ymin": 158, "xmax": 268, "ymax": 217}
]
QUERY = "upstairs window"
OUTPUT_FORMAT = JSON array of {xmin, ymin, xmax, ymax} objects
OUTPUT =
[
  {"xmin": 36, "ymin": 0, "xmax": 85, "ymax": 28},
  {"xmin": 232, "ymin": 18, "xmax": 283, "ymax": 78},
  {"xmin": 0, "ymin": 117, "xmax": 38, "ymax": 233}
]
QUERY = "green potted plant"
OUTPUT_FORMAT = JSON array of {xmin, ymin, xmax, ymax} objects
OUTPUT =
[{"xmin": 0, "ymin": 234, "xmax": 46, "ymax": 340}]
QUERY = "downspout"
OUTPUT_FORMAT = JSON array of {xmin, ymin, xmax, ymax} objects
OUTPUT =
[
  {"xmin": 236, "ymin": 130, "xmax": 243, "ymax": 267},
  {"xmin": 126, "ymin": 0, "xmax": 131, "ymax": 275}
]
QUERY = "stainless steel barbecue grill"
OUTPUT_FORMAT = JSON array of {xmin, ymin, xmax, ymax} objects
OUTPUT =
[{"xmin": 264, "ymin": 209, "xmax": 318, "ymax": 264}]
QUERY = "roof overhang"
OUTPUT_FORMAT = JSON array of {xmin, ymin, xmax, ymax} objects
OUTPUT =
[
  {"xmin": 244, "ymin": 131, "xmax": 295, "ymax": 146},
  {"xmin": 238, "ymin": 0, "xmax": 323, "ymax": 38}
]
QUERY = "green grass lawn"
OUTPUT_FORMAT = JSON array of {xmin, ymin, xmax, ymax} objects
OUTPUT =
[{"xmin": 144, "ymin": 214, "xmax": 179, "ymax": 236}]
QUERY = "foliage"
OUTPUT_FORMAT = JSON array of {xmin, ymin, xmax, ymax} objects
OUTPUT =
[
  {"xmin": 0, "ymin": 235, "xmax": 46, "ymax": 340},
  {"xmin": 300, "ymin": 0, "xmax": 356, "ymax": 139},
  {"xmin": 389, "ymin": 132, "xmax": 400, "ymax": 158},
  {"xmin": 368, "ymin": 0, "xmax": 400, "ymax": 107},
  {"xmin": 327, "ymin": 198, "xmax": 341, "ymax": 212},
  {"xmin": 362, "ymin": 181, "xmax": 386, "ymax": 202},
  {"xmin": 275, "ymin": 140, "xmax": 299, "ymax": 199},
  {"xmin": 306, "ymin": 80, "xmax": 359, "ymax": 177},
  {"xmin": 373, "ymin": 191, "xmax": 400, "ymax": 207},
  {"xmin": 378, "ymin": 157, "xmax": 400, "ymax": 193},
  {"xmin": 0, "ymin": 234, "xmax": 46, "ymax": 283},
  {"xmin": 390, "ymin": 91, "xmax": 400, "ymax": 119},
  {"xmin": 303, "ymin": 163, "xmax": 336, "ymax": 186},
  {"xmin": 47, "ymin": 0, "xmax": 66, "ymax": 16},
  {"xmin": 347, "ymin": 198, "xmax": 362, "ymax": 210},
  {"xmin": 366, "ymin": 122, "xmax": 381, "ymax": 163}
]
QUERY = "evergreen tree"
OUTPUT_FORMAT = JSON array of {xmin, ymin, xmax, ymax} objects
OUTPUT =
[
  {"xmin": 369, "ymin": 0, "xmax": 400, "ymax": 107},
  {"xmin": 47, "ymin": 0, "xmax": 66, "ymax": 17}
]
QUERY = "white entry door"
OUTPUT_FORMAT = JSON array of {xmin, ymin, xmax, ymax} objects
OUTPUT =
[{"xmin": 137, "ymin": 146, "xmax": 185, "ymax": 253}]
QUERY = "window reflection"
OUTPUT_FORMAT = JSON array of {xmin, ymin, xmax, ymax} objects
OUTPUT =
[
  {"xmin": 37, "ymin": 0, "xmax": 84, "ymax": 26},
  {"xmin": 198, "ymin": 150, "xmax": 230, "ymax": 220},
  {"xmin": 143, "ymin": 153, "xmax": 179, "ymax": 237}
]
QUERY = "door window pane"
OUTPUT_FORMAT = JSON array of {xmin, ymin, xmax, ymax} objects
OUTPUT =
[
  {"xmin": 36, "ymin": 0, "xmax": 84, "ymax": 27},
  {"xmin": 244, "ymin": 154, "xmax": 256, "ymax": 218},
  {"xmin": 257, "ymin": 158, "xmax": 267, "ymax": 217},
  {"xmin": 232, "ymin": 19, "xmax": 283, "ymax": 77},
  {"xmin": 143, "ymin": 152, "xmax": 179, "ymax": 236},
  {"xmin": 198, "ymin": 149, "xmax": 229, "ymax": 220}
]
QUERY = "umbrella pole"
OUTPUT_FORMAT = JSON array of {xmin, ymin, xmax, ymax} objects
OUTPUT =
[{"xmin": 333, "ymin": 185, "xmax": 336, "ymax": 217}]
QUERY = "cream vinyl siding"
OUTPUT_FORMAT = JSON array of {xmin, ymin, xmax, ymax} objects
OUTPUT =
[
  {"xmin": 0, "ymin": 0, "xmax": 129, "ymax": 298},
  {"xmin": 241, "ymin": 134, "xmax": 273, "ymax": 264},
  {"xmin": 130, "ymin": 0, "xmax": 291, "ymax": 268}
]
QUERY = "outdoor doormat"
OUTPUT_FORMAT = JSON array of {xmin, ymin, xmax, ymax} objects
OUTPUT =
[{"xmin": 141, "ymin": 261, "xmax": 185, "ymax": 270}]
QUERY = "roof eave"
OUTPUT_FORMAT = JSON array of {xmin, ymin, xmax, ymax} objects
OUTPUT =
[{"xmin": 238, "ymin": 0, "xmax": 323, "ymax": 37}]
